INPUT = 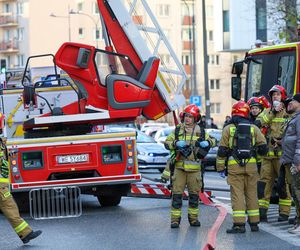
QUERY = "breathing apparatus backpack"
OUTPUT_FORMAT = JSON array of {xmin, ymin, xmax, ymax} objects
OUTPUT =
[{"xmin": 230, "ymin": 123, "xmax": 255, "ymax": 166}]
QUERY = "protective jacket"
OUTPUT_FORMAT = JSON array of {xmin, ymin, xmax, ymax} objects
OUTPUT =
[
  {"xmin": 256, "ymin": 107, "xmax": 290, "ymax": 157},
  {"xmin": 281, "ymin": 110, "xmax": 300, "ymax": 165}
]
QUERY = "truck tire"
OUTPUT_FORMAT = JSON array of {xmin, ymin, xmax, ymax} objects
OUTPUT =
[{"xmin": 97, "ymin": 195, "xmax": 122, "ymax": 207}]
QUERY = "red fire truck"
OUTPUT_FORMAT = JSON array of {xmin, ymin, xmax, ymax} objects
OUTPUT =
[{"xmin": 1, "ymin": 0, "xmax": 186, "ymax": 214}]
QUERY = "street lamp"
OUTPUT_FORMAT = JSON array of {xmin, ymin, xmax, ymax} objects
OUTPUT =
[
  {"xmin": 49, "ymin": 5, "xmax": 71, "ymax": 42},
  {"xmin": 69, "ymin": 10, "xmax": 100, "ymax": 48}
]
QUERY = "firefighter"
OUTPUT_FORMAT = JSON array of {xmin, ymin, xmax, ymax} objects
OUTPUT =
[
  {"xmin": 255, "ymin": 85, "xmax": 292, "ymax": 222},
  {"xmin": 0, "ymin": 113, "xmax": 42, "ymax": 244},
  {"xmin": 164, "ymin": 104, "xmax": 216, "ymax": 228},
  {"xmin": 217, "ymin": 101, "xmax": 268, "ymax": 233},
  {"xmin": 247, "ymin": 96, "xmax": 269, "ymax": 174},
  {"xmin": 281, "ymin": 94, "xmax": 300, "ymax": 234}
]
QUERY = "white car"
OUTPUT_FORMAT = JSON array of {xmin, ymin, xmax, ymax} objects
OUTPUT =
[
  {"xmin": 154, "ymin": 126, "xmax": 175, "ymax": 144},
  {"xmin": 140, "ymin": 122, "xmax": 169, "ymax": 133},
  {"xmin": 136, "ymin": 130, "xmax": 170, "ymax": 172}
]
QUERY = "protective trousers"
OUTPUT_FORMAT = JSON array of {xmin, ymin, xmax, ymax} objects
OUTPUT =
[
  {"xmin": 259, "ymin": 158, "xmax": 291, "ymax": 216},
  {"xmin": 286, "ymin": 165, "xmax": 300, "ymax": 221},
  {"xmin": 171, "ymin": 168, "xmax": 201, "ymax": 223},
  {"xmin": 0, "ymin": 183, "xmax": 32, "ymax": 239},
  {"xmin": 227, "ymin": 164, "xmax": 260, "ymax": 224}
]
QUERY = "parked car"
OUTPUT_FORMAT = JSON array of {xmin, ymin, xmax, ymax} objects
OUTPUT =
[
  {"xmin": 201, "ymin": 129, "xmax": 222, "ymax": 170},
  {"xmin": 136, "ymin": 130, "xmax": 170, "ymax": 172},
  {"xmin": 140, "ymin": 122, "xmax": 169, "ymax": 133},
  {"xmin": 154, "ymin": 126, "xmax": 175, "ymax": 144},
  {"xmin": 104, "ymin": 126, "xmax": 170, "ymax": 172}
]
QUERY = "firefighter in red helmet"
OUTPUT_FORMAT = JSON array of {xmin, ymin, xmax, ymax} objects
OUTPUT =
[
  {"xmin": 217, "ymin": 101, "xmax": 267, "ymax": 233},
  {"xmin": 164, "ymin": 104, "xmax": 216, "ymax": 228},
  {"xmin": 0, "ymin": 113, "xmax": 42, "ymax": 244},
  {"xmin": 255, "ymin": 85, "xmax": 292, "ymax": 222}
]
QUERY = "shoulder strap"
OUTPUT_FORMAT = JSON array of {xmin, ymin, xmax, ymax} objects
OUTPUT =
[{"xmin": 174, "ymin": 125, "xmax": 181, "ymax": 140}]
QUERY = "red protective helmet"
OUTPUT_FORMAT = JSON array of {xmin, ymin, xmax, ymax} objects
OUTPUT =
[
  {"xmin": 258, "ymin": 95, "xmax": 271, "ymax": 109},
  {"xmin": 268, "ymin": 85, "xmax": 287, "ymax": 101},
  {"xmin": 184, "ymin": 104, "xmax": 201, "ymax": 122},
  {"xmin": 231, "ymin": 101, "xmax": 250, "ymax": 118},
  {"xmin": 247, "ymin": 97, "xmax": 263, "ymax": 109}
]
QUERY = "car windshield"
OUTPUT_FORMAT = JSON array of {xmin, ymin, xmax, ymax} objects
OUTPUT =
[{"xmin": 137, "ymin": 131, "xmax": 156, "ymax": 143}]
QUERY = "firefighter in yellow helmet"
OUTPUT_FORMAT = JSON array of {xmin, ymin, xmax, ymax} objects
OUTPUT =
[
  {"xmin": 217, "ymin": 101, "xmax": 267, "ymax": 233},
  {"xmin": 0, "ymin": 113, "xmax": 42, "ymax": 244},
  {"xmin": 164, "ymin": 104, "xmax": 216, "ymax": 228},
  {"xmin": 255, "ymin": 85, "xmax": 292, "ymax": 222}
]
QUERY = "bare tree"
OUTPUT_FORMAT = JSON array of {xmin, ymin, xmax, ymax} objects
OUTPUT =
[{"xmin": 268, "ymin": 0, "xmax": 298, "ymax": 42}]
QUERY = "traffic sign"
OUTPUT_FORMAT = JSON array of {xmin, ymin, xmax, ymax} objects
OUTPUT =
[{"xmin": 190, "ymin": 96, "xmax": 202, "ymax": 107}]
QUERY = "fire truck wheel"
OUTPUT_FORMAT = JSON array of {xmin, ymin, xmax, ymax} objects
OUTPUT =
[{"xmin": 97, "ymin": 195, "xmax": 122, "ymax": 207}]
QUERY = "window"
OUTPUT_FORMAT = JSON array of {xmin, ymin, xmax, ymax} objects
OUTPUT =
[
  {"xmin": 182, "ymin": 28, "xmax": 192, "ymax": 41},
  {"xmin": 182, "ymin": 54, "xmax": 190, "ymax": 65},
  {"xmin": 78, "ymin": 28, "xmax": 84, "ymax": 39},
  {"xmin": 209, "ymin": 55, "xmax": 220, "ymax": 65},
  {"xmin": 160, "ymin": 54, "xmax": 170, "ymax": 65},
  {"xmin": 256, "ymin": 0, "xmax": 267, "ymax": 41},
  {"xmin": 17, "ymin": 28, "xmax": 24, "ymax": 41},
  {"xmin": 94, "ymin": 28, "xmax": 101, "ymax": 40},
  {"xmin": 181, "ymin": 3, "xmax": 192, "ymax": 16},
  {"xmin": 210, "ymin": 103, "xmax": 221, "ymax": 114},
  {"xmin": 210, "ymin": 79, "xmax": 220, "ymax": 90},
  {"xmin": 93, "ymin": 2, "xmax": 100, "ymax": 14},
  {"xmin": 158, "ymin": 4, "xmax": 170, "ymax": 17},
  {"xmin": 4, "ymin": 3, "xmax": 10, "ymax": 13},
  {"xmin": 17, "ymin": 3, "xmax": 24, "ymax": 15},
  {"xmin": 223, "ymin": 10, "xmax": 230, "ymax": 32},
  {"xmin": 206, "ymin": 6, "xmax": 213, "ymax": 17},
  {"xmin": 17, "ymin": 54, "xmax": 25, "ymax": 67},
  {"xmin": 77, "ymin": 2, "xmax": 83, "ymax": 11},
  {"xmin": 208, "ymin": 30, "xmax": 213, "ymax": 41}
]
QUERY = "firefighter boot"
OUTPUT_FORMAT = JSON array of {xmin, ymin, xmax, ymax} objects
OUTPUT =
[
  {"xmin": 249, "ymin": 223, "xmax": 259, "ymax": 232},
  {"xmin": 278, "ymin": 214, "xmax": 289, "ymax": 222},
  {"xmin": 226, "ymin": 223, "xmax": 246, "ymax": 234},
  {"xmin": 188, "ymin": 215, "xmax": 201, "ymax": 227},
  {"xmin": 22, "ymin": 230, "xmax": 42, "ymax": 244},
  {"xmin": 259, "ymin": 208, "xmax": 268, "ymax": 222},
  {"xmin": 171, "ymin": 218, "xmax": 181, "ymax": 228}
]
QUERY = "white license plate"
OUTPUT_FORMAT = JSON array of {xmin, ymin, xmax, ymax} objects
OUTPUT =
[
  {"xmin": 153, "ymin": 157, "xmax": 165, "ymax": 163},
  {"xmin": 57, "ymin": 154, "xmax": 89, "ymax": 164}
]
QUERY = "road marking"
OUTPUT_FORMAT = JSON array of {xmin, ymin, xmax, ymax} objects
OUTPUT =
[{"xmin": 214, "ymin": 198, "xmax": 300, "ymax": 247}]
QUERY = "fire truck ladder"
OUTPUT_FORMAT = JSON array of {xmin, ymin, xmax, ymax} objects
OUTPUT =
[{"xmin": 106, "ymin": 0, "xmax": 187, "ymax": 111}]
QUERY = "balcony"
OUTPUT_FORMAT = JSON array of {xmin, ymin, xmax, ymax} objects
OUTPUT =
[
  {"xmin": 182, "ymin": 41, "xmax": 193, "ymax": 50},
  {"xmin": 0, "ymin": 15, "xmax": 18, "ymax": 27},
  {"xmin": 182, "ymin": 16, "xmax": 192, "ymax": 26},
  {"xmin": 0, "ymin": 39, "xmax": 19, "ymax": 53}
]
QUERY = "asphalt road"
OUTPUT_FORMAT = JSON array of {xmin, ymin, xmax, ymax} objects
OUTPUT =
[{"xmin": 0, "ymin": 170, "xmax": 299, "ymax": 250}]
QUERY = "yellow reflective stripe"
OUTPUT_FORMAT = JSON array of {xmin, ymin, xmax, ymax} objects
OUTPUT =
[
  {"xmin": 171, "ymin": 209, "xmax": 182, "ymax": 218},
  {"xmin": 163, "ymin": 170, "xmax": 170, "ymax": 177},
  {"xmin": 261, "ymin": 114, "xmax": 270, "ymax": 123},
  {"xmin": 267, "ymin": 151, "xmax": 282, "ymax": 156},
  {"xmin": 251, "ymin": 127, "xmax": 255, "ymax": 145},
  {"xmin": 184, "ymin": 164, "xmax": 201, "ymax": 170},
  {"xmin": 217, "ymin": 159, "xmax": 225, "ymax": 164},
  {"xmin": 272, "ymin": 118, "xmax": 286, "ymax": 122},
  {"xmin": 229, "ymin": 127, "xmax": 235, "ymax": 148},
  {"xmin": 3, "ymin": 191, "xmax": 11, "ymax": 198},
  {"xmin": 188, "ymin": 207, "xmax": 199, "ymax": 215},
  {"xmin": 0, "ymin": 178, "xmax": 9, "ymax": 183},
  {"xmin": 279, "ymin": 199, "xmax": 292, "ymax": 206},
  {"xmin": 233, "ymin": 210, "xmax": 246, "ymax": 217},
  {"xmin": 15, "ymin": 221, "xmax": 29, "ymax": 234},
  {"xmin": 228, "ymin": 158, "xmax": 256, "ymax": 165},
  {"xmin": 259, "ymin": 199, "xmax": 270, "ymax": 208},
  {"xmin": 247, "ymin": 209, "xmax": 260, "ymax": 216}
]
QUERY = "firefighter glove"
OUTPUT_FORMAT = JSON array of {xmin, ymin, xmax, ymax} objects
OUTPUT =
[
  {"xmin": 198, "ymin": 140, "xmax": 210, "ymax": 149},
  {"xmin": 218, "ymin": 170, "xmax": 226, "ymax": 178},
  {"xmin": 160, "ymin": 176, "xmax": 168, "ymax": 183},
  {"xmin": 0, "ymin": 159, "xmax": 9, "ymax": 178},
  {"xmin": 175, "ymin": 140, "xmax": 187, "ymax": 149}
]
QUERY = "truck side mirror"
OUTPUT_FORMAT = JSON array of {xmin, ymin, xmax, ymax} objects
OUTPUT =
[
  {"xmin": 232, "ymin": 61, "xmax": 244, "ymax": 75},
  {"xmin": 231, "ymin": 77, "xmax": 241, "ymax": 100}
]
